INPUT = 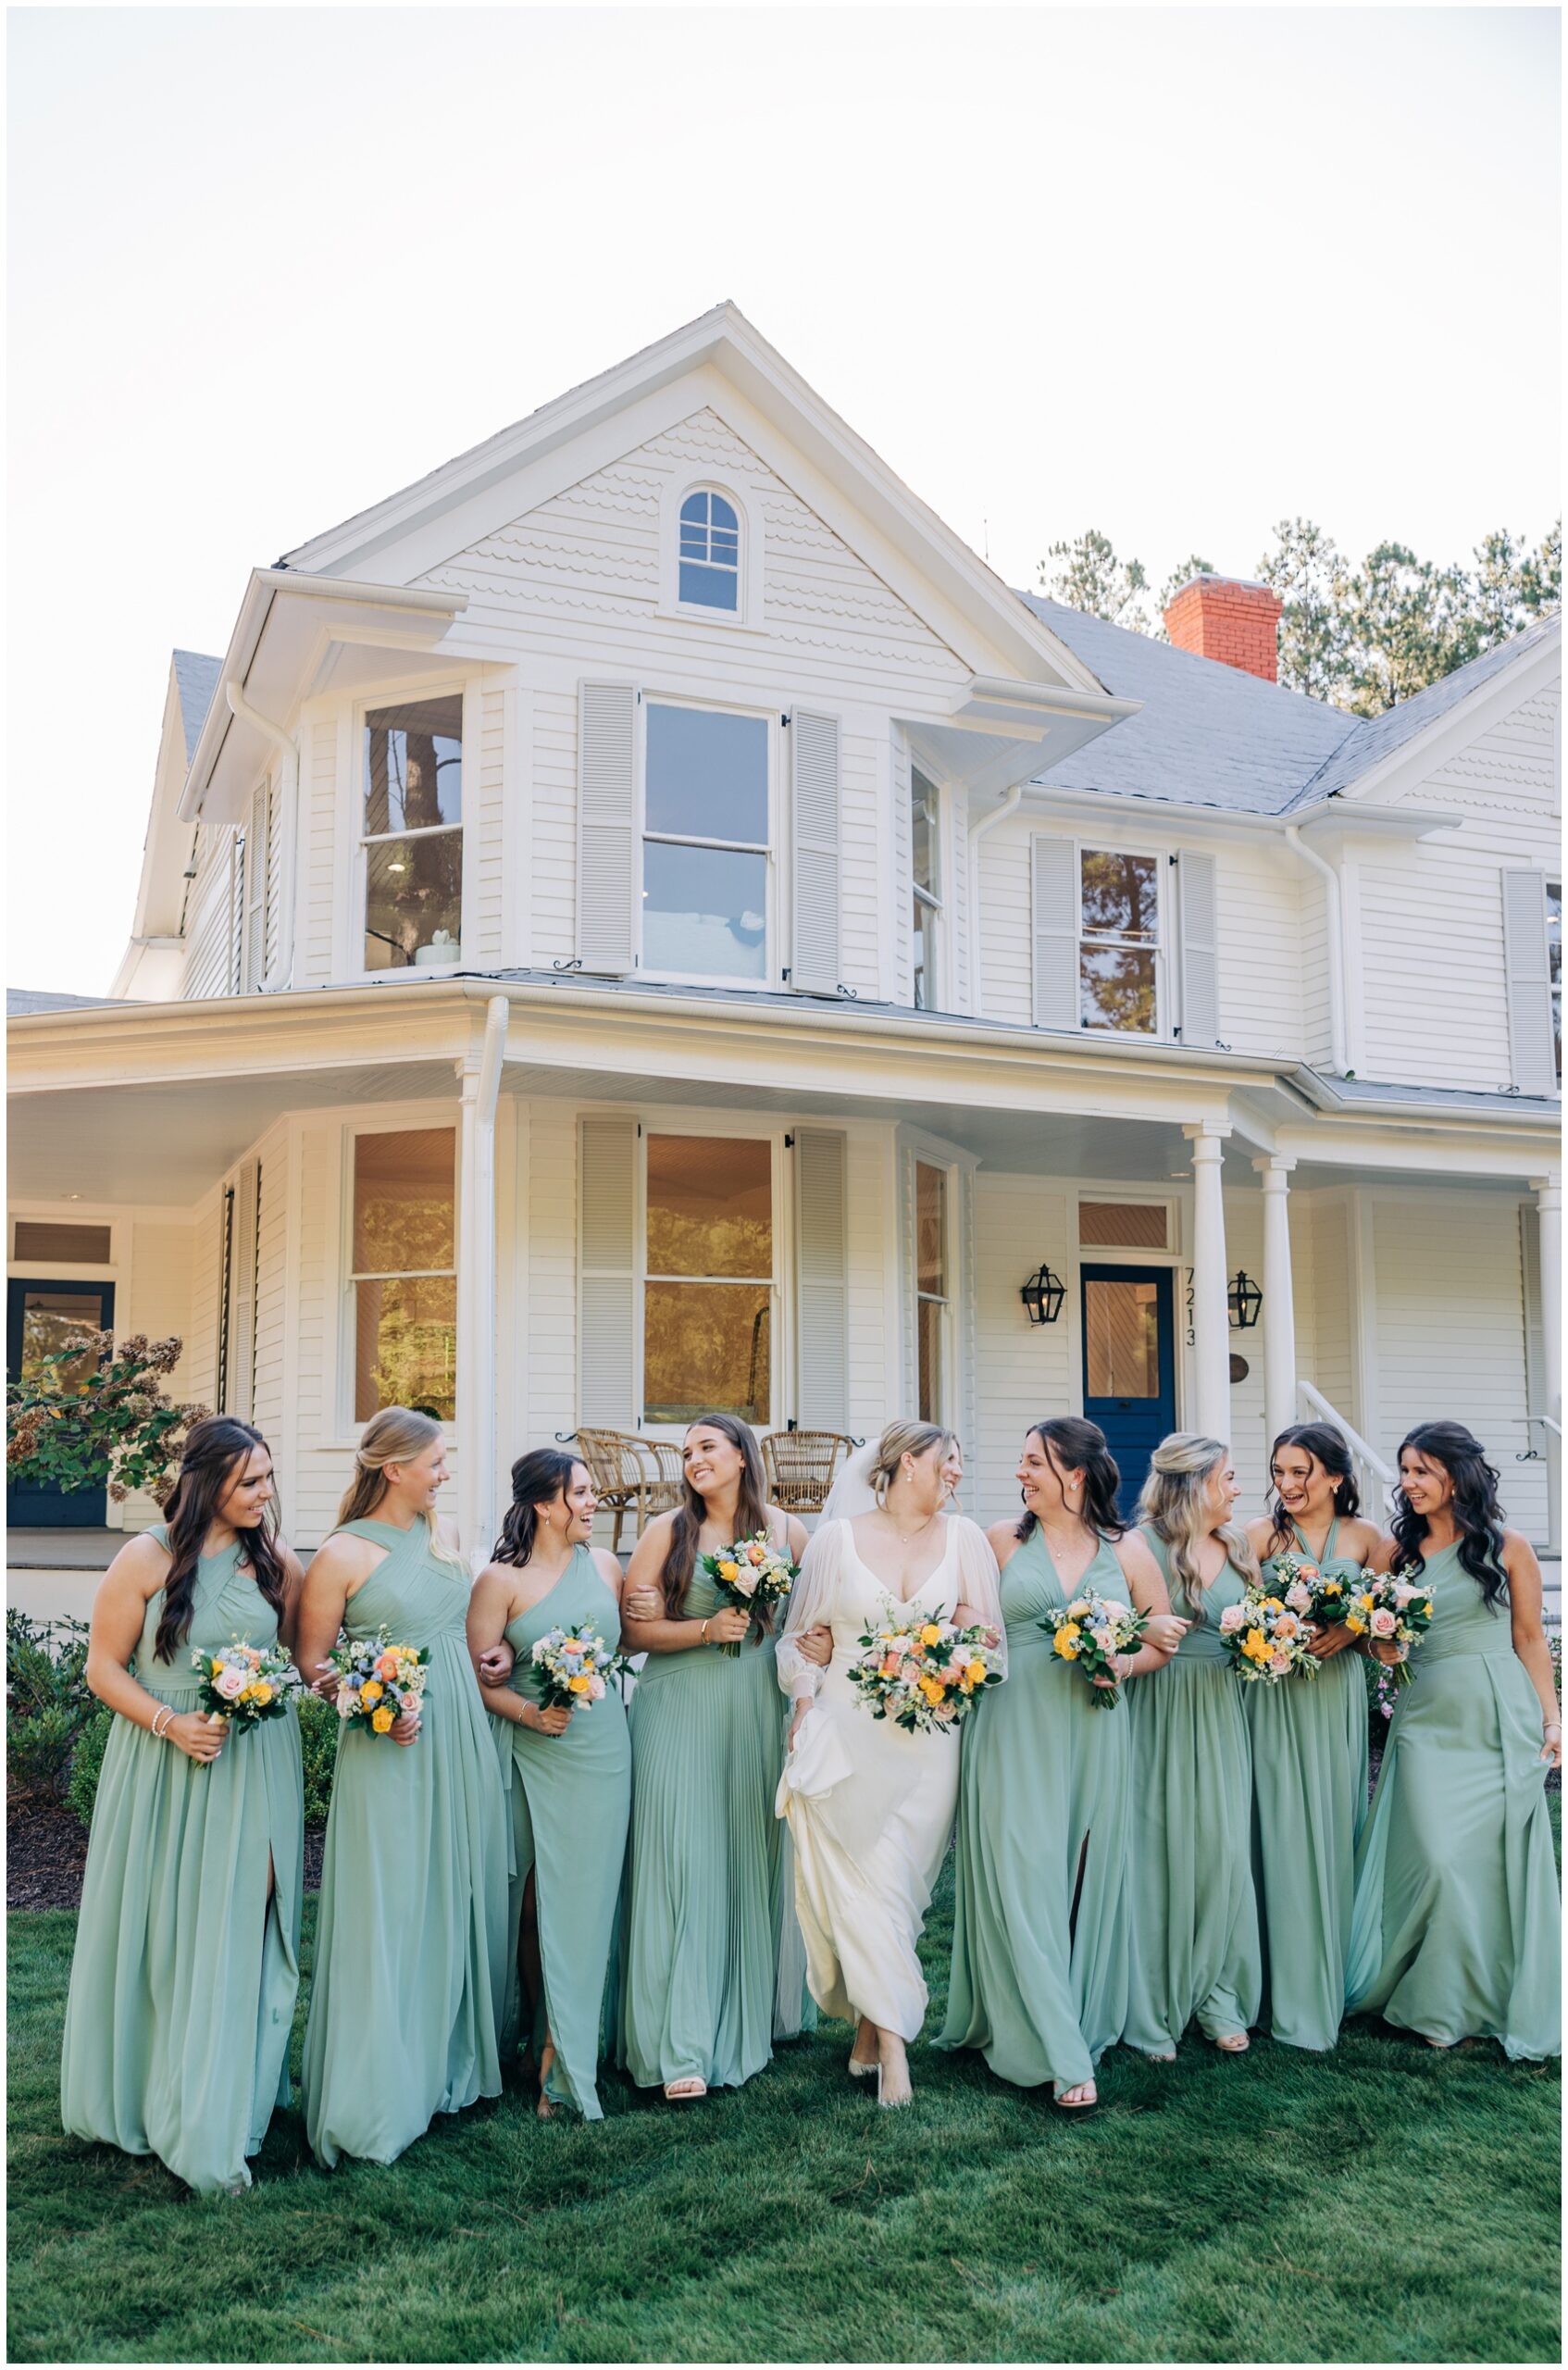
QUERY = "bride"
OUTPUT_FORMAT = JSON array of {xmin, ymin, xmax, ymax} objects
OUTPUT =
[{"xmin": 777, "ymin": 1420, "xmax": 1004, "ymax": 2107}]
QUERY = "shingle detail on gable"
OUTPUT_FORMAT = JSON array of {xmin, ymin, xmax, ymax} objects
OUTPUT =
[{"xmin": 172, "ymin": 651, "xmax": 223, "ymax": 765}]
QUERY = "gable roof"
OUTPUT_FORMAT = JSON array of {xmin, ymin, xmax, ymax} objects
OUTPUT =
[
  {"xmin": 7, "ymin": 987, "xmax": 129, "ymax": 1016},
  {"xmin": 172, "ymin": 651, "xmax": 223, "ymax": 764},
  {"xmin": 1018, "ymin": 592, "xmax": 1561, "ymax": 817}
]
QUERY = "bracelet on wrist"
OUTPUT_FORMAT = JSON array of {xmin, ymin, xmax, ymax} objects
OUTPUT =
[
  {"xmin": 700, "ymin": 1616, "xmax": 711, "ymax": 1646},
  {"xmin": 151, "ymin": 1704, "xmax": 174, "ymax": 1740}
]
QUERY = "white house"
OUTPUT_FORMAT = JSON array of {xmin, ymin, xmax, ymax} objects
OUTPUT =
[{"xmin": 7, "ymin": 304, "xmax": 1562, "ymax": 1572}]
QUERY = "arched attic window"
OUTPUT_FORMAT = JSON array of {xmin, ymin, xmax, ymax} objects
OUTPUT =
[{"xmin": 678, "ymin": 489, "xmax": 740, "ymax": 612}]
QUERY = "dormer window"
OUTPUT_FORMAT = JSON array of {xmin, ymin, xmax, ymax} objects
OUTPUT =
[{"xmin": 678, "ymin": 491, "xmax": 740, "ymax": 612}]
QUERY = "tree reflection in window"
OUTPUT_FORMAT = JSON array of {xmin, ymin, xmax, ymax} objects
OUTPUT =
[
  {"xmin": 362, "ymin": 695, "xmax": 463, "ymax": 969},
  {"xmin": 1080, "ymin": 849, "xmax": 1158, "ymax": 1034}
]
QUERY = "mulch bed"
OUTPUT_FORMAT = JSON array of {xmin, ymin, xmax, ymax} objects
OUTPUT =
[{"xmin": 7, "ymin": 1806, "xmax": 325, "ymax": 1913}]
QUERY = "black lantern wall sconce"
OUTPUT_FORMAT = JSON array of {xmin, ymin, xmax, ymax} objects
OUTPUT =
[
  {"xmin": 1020, "ymin": 1264, "xmax": 1066, "ymax": 1326},
  {"xmin": 1227, "ymin": 1269, "xmax": 1263, "ymax": 1330}
]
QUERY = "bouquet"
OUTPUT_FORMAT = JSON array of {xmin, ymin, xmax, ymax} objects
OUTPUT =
[
  {"xmin": 190, "ymin": 1638, "xmax": 304, "ymax": 1729},
  {"xmin": 529, "ymin": 1625, "xmax": 629, "ymax": 1715},
  {"xmin": 1039, "ymin": 1588, "xmax": 1148, "ymax": 1711},
  {"xmin": 699, "ymin": 1531, "xmax": 799, "ymax": 1658},
  {"xmin": 849, "ymin": 1603, "xmax": 1003, "ymax": 1735},
  {"xmin": 1269, "ymin": 1551, "xmax": 1355, "ymax": 1632},
  {"xmin": 1344, "ymin": 1567, "xmax": 1435, "ymax": 1687},
  {"xmin": 327, "ymin": 1629, "xmax": 430, "ymax": 1735},
  {"xmin": 1218, "ymin": 1590, "xmax": 1322, "ymax": 1684}
]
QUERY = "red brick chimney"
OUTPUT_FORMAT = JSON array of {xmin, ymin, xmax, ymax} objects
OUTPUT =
[{"xmin": 1163, "ymin": 574, "xmax": 1283, "ymax": 683}]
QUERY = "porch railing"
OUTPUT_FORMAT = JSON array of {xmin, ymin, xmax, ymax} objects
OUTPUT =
[{"xmin": 1295, "ymin": 1379, "xmax": 1400, "ymax": 1515}]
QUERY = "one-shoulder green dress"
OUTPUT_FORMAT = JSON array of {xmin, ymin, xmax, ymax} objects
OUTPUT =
[
  {"xmin": 60, "ymin": 1528, "xmax": 304, "ymax": 2193},
  {"xmin": 490, "ymin": 1546, "xmax": 631, "ymax": 2118},
  {"xmin": 302, "ymin": 1515, "xmax": 509, "ymax": 2165},
  {"xmin": 618, "ymin": 1564, "xmax": 811, "ymax": 2091},
  {"xmin": 940, "ymin": 1529, "xmax": 1131, "ymax": 2092},
  {"xmin": 1123, "ymin": 1531, "xmax": 1261, "ymax": 2052},
  {"xmin": 1249, "ymin": 1520, "xmax": 1369, "ymax": 2052},
  {"xmin": 1346, "ymin": 1542, "xmax": 1560, "ymax": 2059}
]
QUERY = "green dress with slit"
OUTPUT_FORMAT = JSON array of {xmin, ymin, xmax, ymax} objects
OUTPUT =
[
  {"xmin": 1122, "ymin": 1530, "xmax": 1262, "ymax": 2052},
  {"xmin": 1249, "ymin": 1519, "xmax": 1369, "ymax": 2051},
  {"xmin": 939, "ymin": 1529, "xmax": 1131, "ymax": 2092},
  {"xmin": 618, "ymin": 1565, "xmax": 812, "ymax": 2090},
  {"xmin": 60, "ymin": 1528, "xmax": 304, "ymax": 2194},
  {"xmin": 302, "ymin": 1514, "xmax": 509, "ymax": 2165},
  {"xmin": 1346, "ymin": 1541, "xmax": 1560, "ymax": 2058},
  {"xmin": 490, "ymin": 1545, "xmax": 631, "ymax": 2118}
]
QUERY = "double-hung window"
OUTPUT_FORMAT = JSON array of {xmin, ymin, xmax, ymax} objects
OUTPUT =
[
  {"xmin": 1079, "ymin": 849, "xmax": 1160, "ymax": 1034},
  {"xmin": 678, "ymin": 491, "xmax": 740, "ymax": 612},
  {"xmin": 643, "ymin": 1133, "xmax": 773, "ymax": 1424},
  {"xmin": 349, "ymin": 1127, "xmax": 457, "ymax": 1421},
  {"xmin": 911, "ymin": 767, "xmax": 942, "ymax": 1009},
  {"xmin": 915, "ymin": 1159, "xmax": 949, "ymax": 1424},
  {"xmin": 642, "ymin": 702, "xmax": 769, "ymax": 983},
  {"xmin": 362, "ymin": 695, "xmax": 463, "ymax": 971}
]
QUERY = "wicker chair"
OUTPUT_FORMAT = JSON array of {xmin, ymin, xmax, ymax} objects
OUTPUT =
[
  {"xmin": 573, "ymin": 1428, "xmax": 683, "ymax": 1554},
  {"xmin": 760, "ymin": 1430, "xmax": 858, "ymax": 1516}
]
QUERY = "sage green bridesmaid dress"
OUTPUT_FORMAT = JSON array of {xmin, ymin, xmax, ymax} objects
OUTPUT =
[
  {"xmin": 1123, "ymin": 1531, "xmax": 1261, "ymax": 2052},
  {"xmin": 60, "ymin": 1528, "xmax": 304, "ymax": 2193},
  {"xmin": 1346, "ymin": 1542, "xmax": 1560, "ymax": 2059},
  {"xmin": 490, "ymin": 1546, "xmax": 631, "ymax": 2119},
  {"xmin": 940, "ymin": 1529, "xmax": 1131, "ymax": 2093},
  {"xmin": 618, "ymin": 1564, "xmax": 812, "ymax": 2090},
  {"xmin": 302, "ymin": 1515, "xmax": 509, "ymax": 2166},
  {"xmin": 1249, "ymin": 1519, "xmax": 1369, "ymax": 2051}
]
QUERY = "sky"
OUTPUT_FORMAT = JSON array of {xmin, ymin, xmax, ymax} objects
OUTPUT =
[{"xmin": 6, "ymin": 3, "xmax": 1562, "ymax": 995}]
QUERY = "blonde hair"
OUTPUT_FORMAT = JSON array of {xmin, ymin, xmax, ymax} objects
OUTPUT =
[
  {"xmin": 869, "ymin": 1419, "xmax": 960, "ymax": 1503},
  {"xmin": 337, "ymin": 1407, "xmax": 467, "ymax": 1569},
  {"xmin": 1138, "ymin": 1432, "xmax": 1258, "ymax": 1618}
]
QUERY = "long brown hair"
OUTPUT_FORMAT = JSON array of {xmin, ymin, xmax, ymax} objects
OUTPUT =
[
  {"xmin": 154, "ymin": 1417, "xmax": 285, "ymax": 1663},
  {"xmin": 1264, "ymin": 1422, "xmax": 1362, "ymax": 1557},
  {"xmin": 660, "ymin": 1414, "xmax": 771, "ymax": 1619},
  {"xmin": 492, "ymin": 1448, "xmax": 579, "ymax": 1567},
  {"xmin": 1391, "ymin": 1420, "xmax": 1509, "ymax": 1611},
  {"xmin": 1015, "ymin": 1416, "xmax": 1126, "ymax": 1544}
]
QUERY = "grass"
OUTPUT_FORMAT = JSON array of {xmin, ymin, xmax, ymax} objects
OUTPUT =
[{"xmin": 7, "ymin": 1833, "xmax": 1561, "ymax": 2366}]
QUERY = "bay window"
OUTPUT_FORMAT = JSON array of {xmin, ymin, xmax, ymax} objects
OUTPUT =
[
  {"xmin": 350, "ymin": 1127, "xmax": 456, "ymax": 1421},
  {"xmin": 362, "ymin": 694, "xmax": 463, "ymax": 971}
]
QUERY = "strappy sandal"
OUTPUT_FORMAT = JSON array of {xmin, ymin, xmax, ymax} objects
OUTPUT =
[
  {"xmin": 1214, "ymin": 2033, "xmax": 1251, "ymax": 2053},
  {"xmin": 1052, "ymin": 2080, "xmax": 1099, "ymax": 2112}
]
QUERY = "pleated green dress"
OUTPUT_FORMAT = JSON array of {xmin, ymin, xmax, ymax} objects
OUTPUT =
[
  {"xmin": 1346, "ymin": 1542, "xmax": 1561, "ymax": 2059},
  {"xmin": 1123, "ymin": 1531, "xmax": 1261, "ymax": 2052},
  {"xmin": 302, "ymin": 1515, "xmax": 509, "ymax": 2166},
  {"xmin": 618, "ymin": 1565, "xmax": 811, "ymax": 2090},
  {"xmin": 490, "ymin": 1546, "xmax": 631, "ymax": 2119},
  {"xmin": 60, "ymin": 1528, "xmax": 304, "ymax": 2194},
  {"xmin": 940, "ymin": 1530, "xmax": 1131, "ymax": 2092},
  {"xmin": 1249, "ymin": 1521, "xmax": 1369, "ymax": 2052}
]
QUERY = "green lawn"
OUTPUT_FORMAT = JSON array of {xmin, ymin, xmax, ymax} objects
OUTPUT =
[{"xmin": 7, "ymin": 1850, "xmax": 1561, "ymax": 2367}]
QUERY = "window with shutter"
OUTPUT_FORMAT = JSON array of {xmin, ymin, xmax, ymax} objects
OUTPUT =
[
  {"xmin": 577, "ymin": 682, "xmax": 639, "ymax": 974},
  {"xmin": 1502, "ymin": 869, "xmax": 1558, "ymax": 1093},
  {"xmin": 795, "ymin": 1129, "xmax": 847, "ymax": 1428},
  {"xmin": 790, "ymin": 710, "xmax": 841, "ymax": 995},
  {"xmin": 243, "ymin": 780, "xmax": 270, "ymax": 992},
  {"xmin": 642, "ymin": 704, "xmax": 769, "ymax": 984},
  {"xmin": 217, "ymin": 1159, "xmax": 261, "ymax": 1420},
  {"xmin": 579, "ymin": 1116, "xmax": 638, "ymax": 1428},
  {"xmin": 361, "ymin": 695, "xmax": 464, "ymax": 971}
]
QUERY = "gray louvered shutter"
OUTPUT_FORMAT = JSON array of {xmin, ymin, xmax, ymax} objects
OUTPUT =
[
  {"xmin": 899, "ymin": 1146, "xmax": 917, "ymax": 1407},
  {"xmin": 1030, "ymin": 836, "xmax": 1077, "ymax": 1029},
  {"xmin": 1521, "ymin": 1204, "xmax": 1546, "ymax": 1426},
  {"xmin": 579, "ymin": 1116, "xmax": 637, "ymax": 1429},
  {"xmin": 226, "ymin": 1157, "xmax": 260, "ymax": 1420},
  {"xmin": 1502, "ymin": 870, "xmax": 1556, "ymax": 1093},
  {"xmin": 795, "ymin": 1129, "xmax": 847, "ymax": 1428},
  {"xmin": 1178, "ymin": 850, "xmax": 1220, "ymax": 1045},
  {"xmin": 228, "ymin": 835, "xmax": 246, "ymax": 995},
  {"xmin": 577, "ymin": 681, "xmax": 638, "ymax": 973},
  {"xmin": 243, "ymin": 781, "xmax": 269, "ymax": 992},
  {"xmin": 790, "ymin": 710, "xmax": 840, "ymax": 995}
]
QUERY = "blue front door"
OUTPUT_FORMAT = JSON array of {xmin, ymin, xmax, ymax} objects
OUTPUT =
[
  {"xmin": 6, "ymin": 1277, "xmax": 115, "ymax": 1528},
  {"xmin": 1080, "ymin": 1264, "xmax": 1176, "ymax": 1518}
]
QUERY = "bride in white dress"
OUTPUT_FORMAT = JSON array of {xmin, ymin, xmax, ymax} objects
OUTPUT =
[{"xmin": 777, "ymin": 1421, "xmax": 1005, "ymax": 2107}]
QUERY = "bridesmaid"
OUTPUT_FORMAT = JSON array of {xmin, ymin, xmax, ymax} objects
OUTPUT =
[
  {"xmin": 1243, "ymin": 1424, "xmax": 1380, "ymax": 2052},
  {"xmin": 616, "ymin": 1414, "xmax": 816, "ymax": 2101},
  {"xmin": 1122, "ymin": 1432, "xmax": 1263, "ymax": 2058},
  {"xmin": 1347, "ymin": 1421, "xmax": 1561, "ymax": 2059},
  {"xmin": 60, "ymin": 1417, "xmax": 305, "ymax": 2194},
  {"xmin": 297, "ymin": 1407, "xmax": 509, "ymax": 2166},
  {"xmin": 468, "ymin": 1448, "xmax": 633, "ymax": 2122},
  {"xmin": 940, "ymin": 1417, "xmax": 1184, "ymax": 2108}
]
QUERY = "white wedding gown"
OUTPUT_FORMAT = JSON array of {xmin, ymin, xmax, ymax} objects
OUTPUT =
[{"xmin": 776, "ymin": 1515, "xmax": 1004, "ymax": 2040}]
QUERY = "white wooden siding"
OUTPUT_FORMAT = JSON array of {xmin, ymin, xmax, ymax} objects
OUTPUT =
[
  {"xmin": 118, "ymin": 1218, "xmax": 197, "ymax": 1530},
  {"xmin": 179, "ymin": 821, "xmax": 238, "ymax": 1001},
  {"xmin": 972, "ymin": 1174, "xmax": 1073, "ymax": 1523},
  {"xmin": 301, "ymin": 717, "xmax": 339, "ymax": 988},
  {"xmin": 470, "ymin": 681, "xmax": 510, "ymax": 968}
]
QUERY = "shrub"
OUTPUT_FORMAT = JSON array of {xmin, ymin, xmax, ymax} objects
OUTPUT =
[
  {"xmin": 298, "ymin": 1690, "xmax": 341, "ymax": 1827},
  {"xmin": 6, "ymin": 1610, "xmax": 95, "ymax": 1805},
  {"xmin": 67, "ymin": 1707, "xmax": 114, "ymax": 1829}
]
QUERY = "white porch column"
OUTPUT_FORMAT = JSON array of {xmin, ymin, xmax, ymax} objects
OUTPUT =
[
  {"xmin": 1532, "ymin": 1174, "xmax": 1562, "ymax": 1550},
  {"xmin": 1255, "ymin": 1154, "xmax": 1298, "ymax": 1453},
  {"xmin": 455, "ymin": 997, "xmax": 509, "ymax": 1566},
  {"xmin": 1185, "ymin": 1123, "xmax": 1232, "ymax": 1441}
]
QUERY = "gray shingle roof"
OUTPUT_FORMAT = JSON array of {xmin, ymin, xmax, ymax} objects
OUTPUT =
[
  {"xmin": 172, "ymin": 651, "xmax": 223, "ymax": 766},
  {"xmin": 1018, "ymin": 592, "xmax": 1559, "ymax": 817},
  {"xmin": 7, "ymin": 988, "xmax": 129, "ymax": 1015}
]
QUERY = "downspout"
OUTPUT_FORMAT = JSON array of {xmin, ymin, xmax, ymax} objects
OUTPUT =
[
  {"xmin": 965, "ymin": 785, "xmax": 1024, "ymax": 1018},
  {"xmin": 456, "ymin": 994, "xmax": 509, "ymax": 1566},
  {"xmin": 226, "ymin": 683, "xmax": 299, "ymax": 990},
  {"xmin": 1285, "ymin": 825, "xmax": 1348, "ymax": 1075}
]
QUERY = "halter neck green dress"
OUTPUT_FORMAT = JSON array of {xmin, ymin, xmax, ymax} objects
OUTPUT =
[
  {"xmin": 302, "ymin": 1515, "xmax": 509, "ymax": 2165},
  {"xmin": 60, "ymin": 1528, "xmax": 304, "ymax": 2193},
  {"xmin": 940, "ymin": 1529, "xmax": 1131, "ymax": 2092},
  {"xmin": 1249, "ymin": 1519, "xmax": 1369, "ymax": 2051},
  {"xmin": 1123, "ymin": 1530, "xmax": 1261, "ymax": 2053},
  {"xmin": 490, "ymin": 1545, "xmax": 631, "ymax": 2118},
  {"xmin": 1346, "ymin": 1542, "xmax": 1560, "ymax": 2059},
  {"xmin": 618, "ymin": 1558, "xmax": 812, "ymax": 2091}
]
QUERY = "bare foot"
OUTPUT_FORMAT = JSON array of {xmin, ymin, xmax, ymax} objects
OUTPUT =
[
  {"xmin": 876, "ymin": 2033, "xmax": 913, "ymax": 2109},
  {"xmin": 1055, "ymin": 2079, "xmax": 1098, "ymax": 2109},
  {"xmin": 664, "ymin": 2077, "xmax": 708, "ymax": 2102},
  {"xmin": 1214, "ymin": 2032, "xmax": 1250, "ymax": 2053},
  {"xmin": 848, "ymin": 2015, "xmax": 879, "ymax": 2077}
]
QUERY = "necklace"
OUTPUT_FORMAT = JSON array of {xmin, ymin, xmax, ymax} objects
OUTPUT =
[{"xmin": 883, "ymin": 1508, "xmax": 940, "ymax": 1546}]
